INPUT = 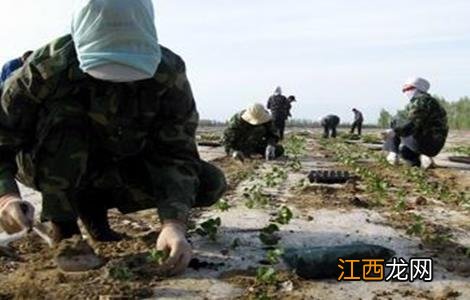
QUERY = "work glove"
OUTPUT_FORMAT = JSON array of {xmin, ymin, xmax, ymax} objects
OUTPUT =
[
  {"xmin": 381, "ymin": 129, "xmax": 395, "ymax": 141},
  {"xmin": 265, "ymin": 145, "xmax": 276, "ymax": 161},
  {"xmin": 232, "ymin": 151, "xmax": 245, "ymax": 162},
  {"xmin": 156, "ymin": 220, "xmax": 192, "ymax": 276},
  {"xmin": 386, "ymin": 152, "xmax": 399, "ymax": 166},
  {"xmin": 0, "ymin": 194, "xmax": 35, "ymax": 234}
]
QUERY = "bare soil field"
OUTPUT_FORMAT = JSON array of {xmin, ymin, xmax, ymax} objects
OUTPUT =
[{"xmin": 1, "ymin": 128, "xmax": 469, "ymax": 300}]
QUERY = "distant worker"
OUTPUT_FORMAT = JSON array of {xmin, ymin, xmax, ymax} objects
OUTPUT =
[
  {"xmin": 321, "ymin": 115, "xmax": 340, "ymax": 138},
  {"xmin": 223, "ymin": 103, "xmax": 284, "ymax": 161},
  {"xmin": 350, "ymin": 108, "xmax": 364, "ymax": 136},
  {"xmin": 267, "ymin": 86, "xmax": 295, "ymax": 140},
  {"xmin": 383, "ymin": 77, "xmax": 448, "ymax": 169},
  {"xmin": 0, "ymin": 51, "xmax": 33, "ymax": 86}
]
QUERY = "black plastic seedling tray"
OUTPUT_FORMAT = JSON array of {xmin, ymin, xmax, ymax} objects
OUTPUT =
[{"xmin": 308, "ymin": 170, "xmax": 353, "ymax": 184}]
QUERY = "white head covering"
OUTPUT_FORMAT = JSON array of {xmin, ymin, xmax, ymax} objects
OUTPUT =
[
  {"xmin": 241, "ymin": 103, "xmax": 272, "ymax": 125},
  {"xmin": 72, "ymin": 0, "xmax": 161, "ymax": 82},
  {"xmin": 402, "ymin": 77, "xmax": 431, "ymax": 93},
  {"xmin": 274, "ymin": 86, "xmax": 282, "ymax": 95}
]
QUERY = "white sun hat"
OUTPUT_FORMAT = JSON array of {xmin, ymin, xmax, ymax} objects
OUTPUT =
[
  {"xmin": 241, "ymin": 103, "xmax": 272, "ymax": 125},
  {"xmin": 402, "ymin": 77, "xmax": 431, "ymax": 93}
]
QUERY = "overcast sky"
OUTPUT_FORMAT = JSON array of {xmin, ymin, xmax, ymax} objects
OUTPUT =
[{"xmin": 0, "ymin": 0, "xmax": 469, "ymax": 123}]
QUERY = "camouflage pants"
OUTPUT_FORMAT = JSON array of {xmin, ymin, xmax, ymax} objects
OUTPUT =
[{"xmin": 15, "ymin": 124, "xmax": 227, "ymax": 222}]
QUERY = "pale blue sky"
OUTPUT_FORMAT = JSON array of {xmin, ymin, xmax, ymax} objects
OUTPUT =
[{"xmin": 1, "ymin": 0, "xmax": 469, "ymax": 123}]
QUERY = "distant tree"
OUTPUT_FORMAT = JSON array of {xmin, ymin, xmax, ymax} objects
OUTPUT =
[{"xmin": 377, "ymin": 109, "xmax": 392, "ymax": 128}]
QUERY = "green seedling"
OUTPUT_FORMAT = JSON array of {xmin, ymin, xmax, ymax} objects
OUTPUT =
[
  {"xmin": 147, "ymin": 249, "xmax": 169, "ymax": 265},
  {"xmin": 259, "ymin": 224, "xmax": 281, "ymax": 246},
  {"xmin": 274, "ymin": 206, "xmax": 293, "ymax": 225},
  {"xmin": 231, "ymin": 238, "xmax": 241, "ymax": 249},
  {"xmin": 266, "ymin": 248, "xmax": 284, "ymax": 265},
  {"xmin": 406, "ymin": 214, "xmax": 425, "ymax": 236},
  {"xmin": 215, "ymin": 198, "xmax": 231, "ymax": 212},
  {"xmin": 263, "ymin": 166, "xmax": 288, "ymax": 188},
  {"xmin": 394, "ymin": 189, "xmax": 407, "ymax": 211},
  {"xmin": 256, "ymin": 267, "xmax": 278, "ymax": 285},
  {"xmin": 109, "ymin": 266, "xmax": 134, "ymax": 281},
  {"xmin": 196, "ymin": 217, "xmax": 222, "ymax": 241},
  {"xmin": 244, "ymin": 184, "xmax": 269, "ymax": 208}
]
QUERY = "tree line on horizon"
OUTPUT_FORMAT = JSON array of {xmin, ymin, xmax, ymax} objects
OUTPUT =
[{"xmin": 199, "ymin": 96, "xmax": 469, "ymax": 129}]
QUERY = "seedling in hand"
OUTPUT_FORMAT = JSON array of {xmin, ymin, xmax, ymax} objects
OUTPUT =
[{"xmin": 147, "ymin": 249, "xmax": 169, "ymax": 265}]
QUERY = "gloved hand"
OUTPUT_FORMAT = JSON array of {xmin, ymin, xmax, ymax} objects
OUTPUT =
[
  {"xmin": 156, "ymin": 220, "xmax": 192, "ymax": 276},
  {"xmin": 0, "ymin": 194, "xmax": 35, "ymax": 234},
  {"xmin": 265, "ymin": 145, "xmax": 276, "ymax": 161},
  {"xmin": 232, "ymin": 151, "xmax": 245, "ymax": 162},
  {"xmin": 381, "ymin": 129, "xmax": 395, "ymax": 141}
]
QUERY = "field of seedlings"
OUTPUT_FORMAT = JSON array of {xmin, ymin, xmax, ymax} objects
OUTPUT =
[{"xmin": 1, "ymin": 128, "xmax": 469, "ymax": 300}]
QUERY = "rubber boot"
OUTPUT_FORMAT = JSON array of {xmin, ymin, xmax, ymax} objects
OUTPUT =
[
  {"xmin": 51, "ymin": 220, "xmax": 81, "ymax": 243},
  {"xmin": 77, "ymin": 198, "xmax": 122, "ymax": 242}
]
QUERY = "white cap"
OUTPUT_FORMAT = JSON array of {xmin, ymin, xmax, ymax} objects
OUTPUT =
[{"xmin": 402, "ymin": 77, "xmax": 431, "ymax": 93}]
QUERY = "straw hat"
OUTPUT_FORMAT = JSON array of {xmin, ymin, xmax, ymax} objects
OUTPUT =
[{"xmin": 241, "ymin": 103, "xmax": 272, "ymax": 125}]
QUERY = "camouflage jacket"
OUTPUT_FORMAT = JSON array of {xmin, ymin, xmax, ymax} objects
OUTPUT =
[
  {"xmin": 267, "ymin": 95, "xmax": 291, "ymax": 119},
  {"xmin": 0, "ymin": 35, "xmax": 201, "ymax": 222},
  {"xmin": 222, "ymin": 111, "xmax": 279, "ymax": 155},
  {"xmin": 395, "ymin": 93, "xmax": 448, "ymax": 156}
]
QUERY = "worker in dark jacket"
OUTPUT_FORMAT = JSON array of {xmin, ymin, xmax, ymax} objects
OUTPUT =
[
  {"xmin": 321, "ymin": 115, "xmax": 341, "ymax": 138},
  {"xmin": 267, "ymin": 87, "xmax": 295, "ymax": 140},
  {"xmin": 383, "ymin": 77, "xmax": 448, "ymax": 169},
  {"xmin": 350, "ymin": 108, "xmax": 364, "ymax": 135}
]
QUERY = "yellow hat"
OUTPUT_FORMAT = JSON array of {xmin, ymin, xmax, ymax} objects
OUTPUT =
[{"xmin": 241, "ymin": 103, "xmax": 272, "ymax": 125}]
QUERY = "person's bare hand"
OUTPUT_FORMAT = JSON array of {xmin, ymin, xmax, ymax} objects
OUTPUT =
[
  {"xmin": 0, "ymin": 194, "xmax": 34, "ymax": 234},
  {"xmin": 156, "ymin": 220, "xmax": 192, "ymax": 276}
]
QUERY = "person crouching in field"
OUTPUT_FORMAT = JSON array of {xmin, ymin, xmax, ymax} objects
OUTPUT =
[
  {"xmin": 223, "ymin": 103, "xmax": 284, "ymax": 161},
  {"xmin": 321, "ymin": 115, "xmax": 341, "ymax": 138},
  {"xmin": 0, "ymin": 0, "xmax": 226, "ymax": 275},
  {"xmin": 383, "ymin": 77, "xmax": 448, "ymax": 169}
]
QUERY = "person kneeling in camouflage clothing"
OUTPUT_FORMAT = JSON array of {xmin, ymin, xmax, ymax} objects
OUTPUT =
[
  {"xmin": 0, "ymin": 0, "xmax": 226, "ymax": 275},
  {"xmin": 383, "ymin": 77, "xmax": 448, "ymax": 169},
  {"xmin": 223, "ymin": 103, "xmax": 284, "ymax": 161}
]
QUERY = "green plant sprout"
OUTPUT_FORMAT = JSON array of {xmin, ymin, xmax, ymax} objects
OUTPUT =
[
  {"xmin": 147, "ymin": 249, "xmax": 169, "ymax": 265},
  {"xmin": 266, "ymin": 248, "xmax": 284, "ymax": 265},
  {"xmin": 259, "ymin": 223, "xmax": 281, "ymax": 246},
  {"xmin": 256, "ymin": 267, "xmax": 278, "ymax": 285},
  {"xmin": 109, "ymin": 266, "xmax": 134, "ymax": 281},
  {"xmin": 215, "ymin": 198, "xmax": 231, "ymax": 212},
  {"xmin": 406, "ymin": 214, "xmax": 425, "ymax": 236},
  {"xmin": 244, "ymin": 184, "xmax": 269, "ymax": 208},
  {"xmin": 262, "ymin": 166, "xmax": 288, "ymax": 188},
  {"xmin": 274, "ymin": 206, "xmax": 293, "ymax": 225},
  {"xmin": 195, "ymin": 217, "xmax": 222, "ymax": 241}
]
